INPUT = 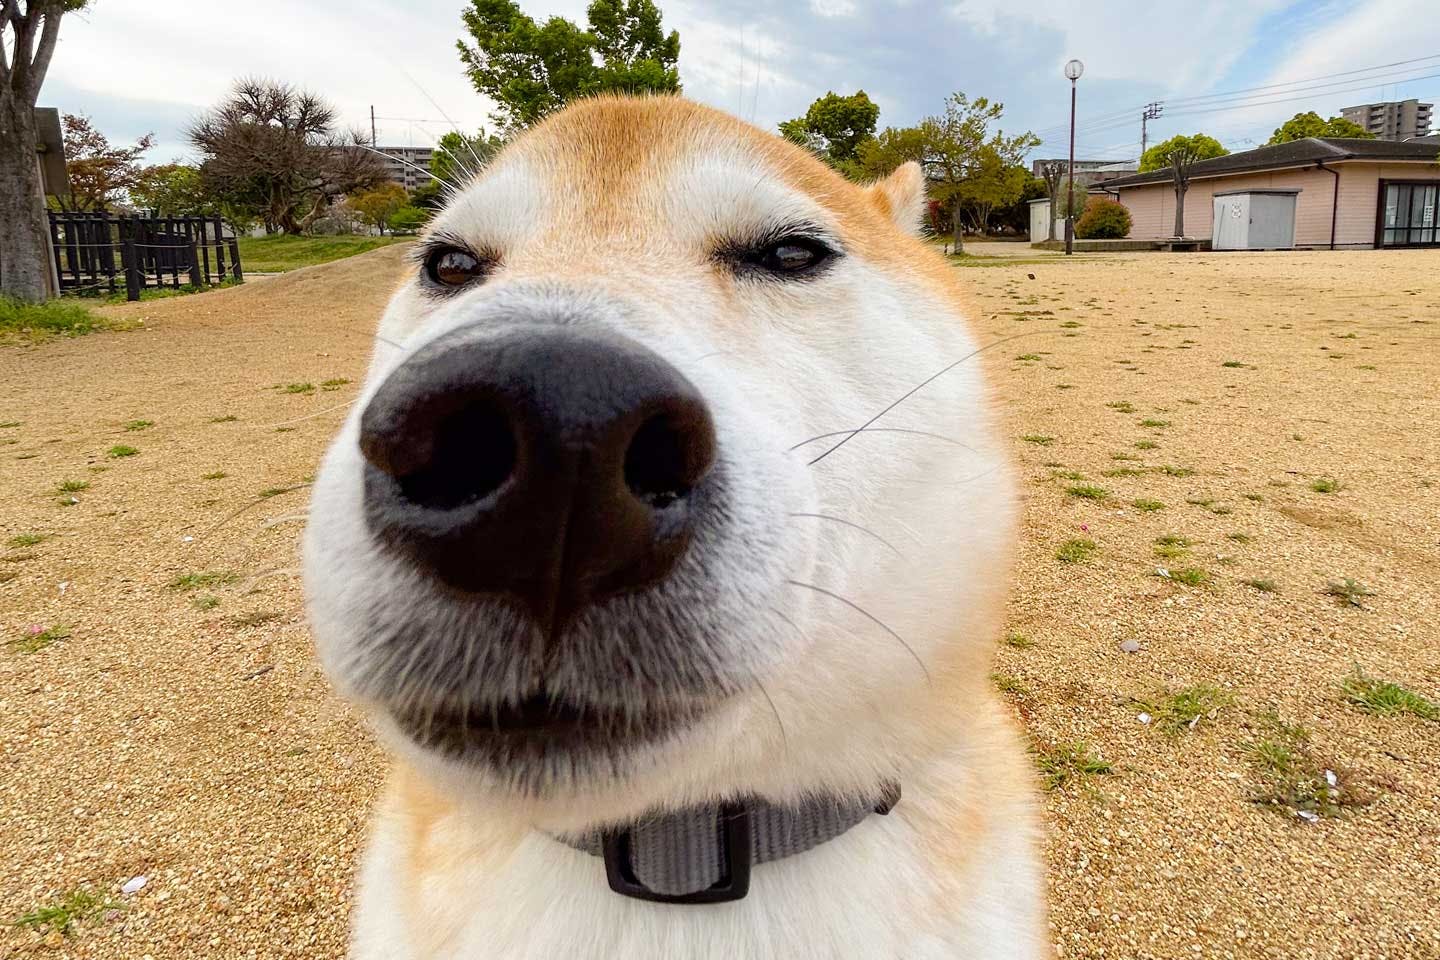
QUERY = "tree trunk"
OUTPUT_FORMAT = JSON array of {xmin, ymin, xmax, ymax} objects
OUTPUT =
[
  {"xmin": 0, "ymin": 91, "xmax": 52, "ymax": 302},
  {"xmin": 951, "ymin": 205, "xmax": 965, "ymax": 255},
  {"xmin": 1172, "ymin": 170, "xmax": 1187, "ymax": 238}
]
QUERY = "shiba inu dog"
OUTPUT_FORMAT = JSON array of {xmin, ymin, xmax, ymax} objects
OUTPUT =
[{"xmin": 303, "ymin": 95, "xmax": 1045, "ymax": 959}]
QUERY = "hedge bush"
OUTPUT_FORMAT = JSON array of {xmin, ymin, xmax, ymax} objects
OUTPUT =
[{"xmin": 1075, "ymin": 198, "xmax": 1132, "ymax": 239}]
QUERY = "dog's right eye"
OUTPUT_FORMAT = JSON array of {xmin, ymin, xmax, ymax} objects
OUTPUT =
[{"xmin": 424, "ymin": 247, "xmax": 487, "ymax": 288}]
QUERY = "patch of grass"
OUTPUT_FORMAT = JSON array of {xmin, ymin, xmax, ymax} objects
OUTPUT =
[
  {"xmin": 1134, "ymin": 440, "xmax": 1159, "ymax": 451},
  {"xmin": 106, "ymin": 445, "xmax": 139, "ymax": 458},
  {"xmin": 1106, "ymin": 401, "xmax": 1136, "ymax": 413},
  {"xmin": 7, "ymin": 533, "xmax": 49, "ymax": 548},
  {"xmin": 123, "ymin": 419, "xmax": 153, "ymax": 432},
  {"xmin": 991, "ymin": 671, "xmax": 1031, "ymax": 698},
  {"xmin": 1156, "ymin": 565, "xmax": 1209, "ymax": 586},
  {"xmin": 320, "ymin": 377, "xmax": 352, "ymax": 390},
  {"xmin": 1034, "ymin": 741, "xmax": 1113, "ymax": 791},
  {"xmin": 280, "ymin": 382, "xmax": 315, "ymax": 395},
  {"xmin": 1245, "ymin": 716, "xmax": 1365, "ymax": 819},
  {"xmin": 201, "ymin": 471, "xmax": 228, "ymax": 480},
  {"xmin": 1101, "ymin": 466, "xmax": 1145, "ymax": 478},
  {"xmin": 1243, "ymin": 493, "xmax": 1263, "ymax": 501},
  {"xmin": 1243, "ymin": 578, "xmax": 1278, "ymax": 593},
  {"xmin": 1066, "ymin": 484, "xmax": 1108, "ymax": 501},
  {"xmin": 235, "ymin": 233, "xmax": 405, "ymax": 273},
  {"xmin": 1110, "ymin": 452, "xmax": 1141, "ymax": 461},
  {"xmin": 1226, "ymin": 532, "xmax": 1252, "ymax": 543},
  {"xmin": 0, "ymin": 295, "xmax": 111, "ymax": 341},
  {"xmin": 208, "ymin": 415, "xmax": 238, "ymax": 423},
  {"xmin": 1135, "ymin": 684, "xmax": 1233, "ymax": 734},
  {"xmin": 1325, "ymin": 578, "xmax": 1373, "ymax": 608},
  {"xmin": 167, "ymin": 570, "xmax": 238, "ymax": 592},
  {"xmin": 192, "ymin": 594, "xmax": 221, "ymax": 611},
  {"xmin": 1138, "ymin": 419, "xmax": 1171, "ymax": 428},
  {"xmin": 1155, "ymin": 465, "xmax": 1194, "ymax": 477},
  {"xmin": 1003, "ymin": 631, "xmax": 1033, "ymax": 649},
  {"xmin": 1221, "ymin": 360, "xmax": 1248, "ymax": 368},
  {"xmin": 1015, "ymin": 353, "xmax": 1042, "ymax": 361},
  {"xmin": 11, "ymin": 887, "xmax": 120, "ymax": 936},
  {"xmin": 55, "ymin": 479, "xmax": 90, "ymax": 493},
  {"xmin": 1020, "ymin": 434, "xmax": 1054, "ymax": 446},
  {"xmin": 1049, "ymin": 469, "xmax": 1085, "ymax": 481},
  {"xmin": 8, "ymin": 624, "xmax": 70, "ymax": 653},
  {"xmin": 1132, "ymin": 498, "xmax": 1165, "ymax": 512},
  {"xmin": 1339, "ymin": 668, "xmax": 1437, "ymax": 720},
  {"xmin": 1056, "ymin": 538, "xmax": 1097, "ymax": 563},
  {"xmin": 1310, "ymin": 477, "xmax": 1342, "ymax": 494}
]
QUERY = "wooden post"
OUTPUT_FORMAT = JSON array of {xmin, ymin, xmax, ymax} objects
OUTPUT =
[
  {"xmin": 228, "ymin": 234, "xmax": 244, "ymax": 282},
  {"xmin": 121, "ymin": 218, "xmax": 140, "ymax": 302},
  {"xmin": 184, "ymin": 218, "xmax": 201, "ymax": 287},
  {"xmin": 213, "ymin": 216, "xmax": 227, "ymax": 281}
]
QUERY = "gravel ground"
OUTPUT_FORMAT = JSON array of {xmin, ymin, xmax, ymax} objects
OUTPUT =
[{"xmin": 1, "ymin": 245, "xmax": 1437, "ymax": 958}]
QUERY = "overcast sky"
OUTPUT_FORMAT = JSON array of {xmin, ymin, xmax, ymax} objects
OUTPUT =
[{"xmin": 37, "ymin": 0, "xmax": 1440, "ymax": 166}]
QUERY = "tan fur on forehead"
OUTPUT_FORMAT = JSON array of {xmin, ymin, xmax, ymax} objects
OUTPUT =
[{"xmin": 503, "ymin": 95, "xmax": 935, "ymax": 267}]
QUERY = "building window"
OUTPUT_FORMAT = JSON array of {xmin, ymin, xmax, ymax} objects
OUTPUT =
[{"xmin": 1379, "ymin": 182, "xmax": 1439, "ymax": 247}]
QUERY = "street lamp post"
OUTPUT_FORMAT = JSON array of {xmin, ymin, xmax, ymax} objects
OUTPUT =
[{"xmin": 1063, "ymin": 58, "xmax": 1084, "ymax": 256}]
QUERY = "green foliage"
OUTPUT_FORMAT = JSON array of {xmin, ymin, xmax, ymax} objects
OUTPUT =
[
  {"xmin": 1056, "ymin": 537, "xmax": 1097, "ymax": 563},
  {"xmin": 779, "ymin": 90, "xmax": 880, "ymax": 176},
  {"xmin": 1340, "ymin": 668, "xmax": 1438, "ymax": 720},
  {"xmin": 1034, "ymin": 741, "xmax": 1112, "ymax": 791},
  {"xmin": 1138, "ymin": 133, "xmax": 1227, "ymax": 173},
  {"xmin": 349, "ymin": 183, "xmax": 408, "ymax": 235},
  {"xmin": 387, "ymin": 205, "xmax": 429, "ymax": 234},
  {"xmin": 458, "ymin": 0, "xmax": 680, "ymax": 132},
  {"xmin": 130, "ymin": 163, "xmax": 210, "ymax": 215},
  {"xmin": 431, "ymin": 129, "xmax": 506, "ymax": 186},
  {"xmin": 1074, "ymin": 197, "xmax": 1131, "ymax": 239},
  {"xmin": 1267, "ymin": 111, "xmax": 1374, "ymax": 145},
  {"xmin": 1134, "ymin": 684, "xmax": 1232, "ymax": 735},
  {"xmin": 12, "ymin": 887, "xmax": 118, "ymax": 935},
  {"xmin": 0, "ymin": 295, "xmax": 106, "ymax": 340}
]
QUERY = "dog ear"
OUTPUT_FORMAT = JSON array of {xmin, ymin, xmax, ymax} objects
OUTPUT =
[{"xmin": 869, "ymin": 162, "xmax": 927, "ymax": 234}]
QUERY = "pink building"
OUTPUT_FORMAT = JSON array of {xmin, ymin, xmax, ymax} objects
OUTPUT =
[{"xmin": 1097, "ymin": 137, "xmax": 1440, "ymax": 249}]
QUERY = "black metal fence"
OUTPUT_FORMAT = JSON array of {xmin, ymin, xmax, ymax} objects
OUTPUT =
[{"xmin": 48, "ymin": 212, "xmax": 244, "ymax": 301}]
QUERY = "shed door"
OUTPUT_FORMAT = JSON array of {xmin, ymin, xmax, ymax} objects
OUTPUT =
[{"xmin": 1381, "ymin": 182, "xmax": 1439, "ymax": 247}]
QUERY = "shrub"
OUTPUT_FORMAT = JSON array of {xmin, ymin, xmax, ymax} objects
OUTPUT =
[
  {"xmin": 1075, "ymin": 198, "xmax": 1132, "ymax": 240},
  {"xmin": 388, "ymin": 205, "xmax": 429, "ymax": 234}
]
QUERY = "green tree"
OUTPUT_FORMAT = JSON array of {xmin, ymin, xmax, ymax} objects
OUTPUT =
[
  {"xmin": 779, "ymin": 90, "xmax": 880, "ymax": 177},
  {"xmin": 388, "ymin": 205, "xmax": 429, "ymax": 234},
  {"xmin": 1, "ymin": 0, "xmax": 91, "ymax": 302},
  {"xmin": 130, "ymin": 163, "xmax": 209, "ymax": 215},
  {"xmin": 954, "ymin": 149, "xmax": 1032, "ymax": 235},
  {"xmin": 432, "ymin": 128, "xmax": 505, "ymax": 186},
  {"xmin": 856, "ymin": 94, "xmax": 1038, "ymax": 254},
  {"xmin": 1141, "ymin": 133, "xmax": 1228, "ymax": 236},
  {"xmin": 1267, "ymin": 111, "xmax": 1374, "ymax": 144},
  {"xmin": 351, "ymin": 183, "xmax": 408, "ymax": 235},
  {"xmin": 1139, "ymin": 132, "xmax": 1226, "ymax": 173},
  {"xmin": 458, "ymin": 0, "xmax": 680, "ymax": 132}
]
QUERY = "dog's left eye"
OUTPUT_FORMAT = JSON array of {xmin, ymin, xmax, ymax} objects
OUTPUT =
[
  {"xmin": 424, "ymin": 247, "xmax": 487, "ymax": 288},
  {"xmin": 750, "ymin": 236, "xmax": 833, "ymax": 276}
]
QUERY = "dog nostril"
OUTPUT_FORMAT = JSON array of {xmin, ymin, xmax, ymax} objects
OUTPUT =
[
  {"xmin": 624, "ymin": 411, "xmax": 709, "ymax": 509},
  {"xmin": 397, "ymin": 402, "xmax": 516, "ymax": 510}
]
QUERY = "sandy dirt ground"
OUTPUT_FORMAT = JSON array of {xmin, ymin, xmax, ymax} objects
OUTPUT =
[{"xmin": 1, "ymin": 244, "xmax": 1437, "ymax": 959}]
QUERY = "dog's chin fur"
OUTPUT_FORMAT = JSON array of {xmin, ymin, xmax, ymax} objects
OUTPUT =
[{"xmin": 302, "ymin": 95, "xmax": 1044, "ymax": 958}]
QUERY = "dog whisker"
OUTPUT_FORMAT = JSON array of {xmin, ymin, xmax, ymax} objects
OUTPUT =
[
  {"xmin": 260, "ymin": 513, "xmax": 310, "ymax": 529},
  {"xmin": 789, "ymin": 427, "xmax": 978, "ymax": 456},
  {"xmin": 199, "ymin": 483, "xmax": 313, "ymax": 538},
  {"xmin": 806, "ymin": 330, "xmax": 1053, "ymax": 465},
  {"xmin": 788, "ymin": 513, "xmax": 900, "ymax": 555},
  {"xmin": 756, "ymin": 680, "xmax": 790, "ymax": 754},
  {"xmin": 262, "ymin": 397, "xmax": 359, "ymax": 428},
  {"xmin": 783, "ymin": 579, "xmax": 930, "ymax": 685}
]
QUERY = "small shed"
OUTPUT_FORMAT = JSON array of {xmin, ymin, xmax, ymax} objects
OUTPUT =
[
  {"xmin": 1027, "ymin": 198, "xmax": 1065, "ymax": 244},
  {"xmin": 1210, "ymin": 188, "xmax": 1301, "ymax": 250}
]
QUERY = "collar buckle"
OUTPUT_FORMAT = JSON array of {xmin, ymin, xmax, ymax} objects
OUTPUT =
[{"xmin": 601, "ymin": 803, "xmax": 753, "ymax": 904}]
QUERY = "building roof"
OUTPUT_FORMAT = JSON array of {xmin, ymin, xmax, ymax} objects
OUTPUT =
[{"xmin": 1099, "ymin": 137, "xmax": 1440, "ymax": 189}]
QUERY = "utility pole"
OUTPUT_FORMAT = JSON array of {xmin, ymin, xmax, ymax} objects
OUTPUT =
[
  {"xmin": 370, "ymin": 105, "xmax": 377, "ymax": 147},
  {"xmin": 1141, "ymin": 101, "xmax": 1163, "ymax": 159},
  {"xmin": 1063, "ymin": 60, "xmax": 1084, "ymax": 256}
]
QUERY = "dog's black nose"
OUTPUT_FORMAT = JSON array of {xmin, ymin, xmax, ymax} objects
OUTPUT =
[{"xmin": 358, "ymin": 325, "xmax": 716, "ymax": 632}]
